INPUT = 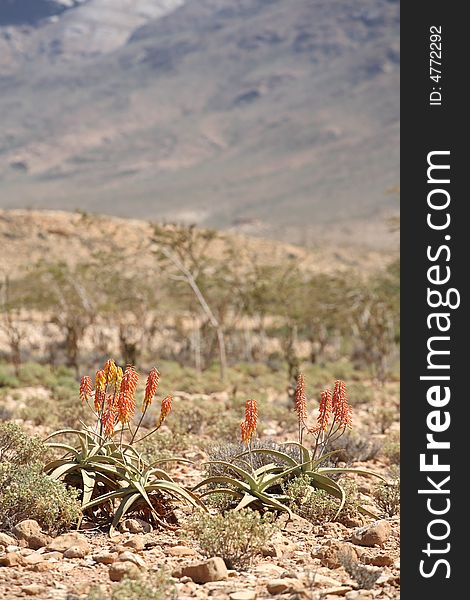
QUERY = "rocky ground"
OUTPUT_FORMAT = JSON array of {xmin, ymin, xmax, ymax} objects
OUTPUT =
[{"xmin": 0, "ymin": 511, "xmax": 399, "ymax": 600}]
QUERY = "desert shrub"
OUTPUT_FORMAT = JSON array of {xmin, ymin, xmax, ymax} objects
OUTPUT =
[
  {"xmin": 326, "ymin": 432, "xmax": 382, "ymax": 464},
  {"xmin": 345, "ymin": 382, "xmax": 374, "ymax": 406},
  {"xmin": 338, "ymin": 548, "xmax": 381, "ymax": 589},
  {"xmin": 0, "ymin": 421, "xmax": 48, "ymax": 464},
  {"xmin": 187, "ymin": 508, "xmax": 277, "ymax": 569},
  {"xmin": 206, "ymin": 439, "xmax": 302, "ymax": 476},
  {"xmin": 0, "ymin": 463, "xmax": 81, "ymax": 532},
  {"xmin": 0, "ymin": 364, "xmax": 20, "ymax": 388},
  {"xmin": 283, "ymin": 475, "xmax": 360, "ymax": 524},
  {"xmin": 373, "ymin": 467, "xmax": 400, "ymax": 516},
  {"xmin": 381, "ymin": 432, "xmax": 400, "ymax": 464},
  {"xmin": 139, "ymin": 431, "xmax": 194, "ymax": 463},
  {"xmin": 87, "ymin": 571, "xmax": 175, "ymax": 600},
  {"xmin": 373, "ymin": 407, "xmax": 396, "ymax": 434}
]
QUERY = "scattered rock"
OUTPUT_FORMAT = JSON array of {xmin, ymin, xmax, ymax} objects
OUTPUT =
[
  {"xmin": 323, "ymin": 586, "xmax": 353, "ymax": 596},
  {"xmin": 345, "ymin": 592, "xmax": 374, "ymax": 600},
  {"xmin": 230, "ymin": 591, "xmax": 257, "ymax": 600},
  {"xmin": 0, "ymin": 533, "xmax": 16, "ymax": 547},
  {"xmin": 12, "ymin": 520, "xmax": 51, "ymax": 550},
  {"xmin": 314, "ymin": 574, "xmax": 347, "ymax": 587},
  {"xmin": 254, "ymin": 564, "xmax": 286, "ymax": 577},
  {"xmin": 21, "ymin": 584, "xmax": 44, "ymax": 596},
  {"xmin": 46, "ymin": 532, "xmax": 91, "ymax": 556},
  {"xmin": 93, "ymin": 551, "xmax": 116, "ymax": 565},
  {"xmin": 123, "ymin": 535, "xmax": 146, "ymax": 552},
  {"xmin": 28, "ymin": 562, "xmax": 57, "ymax": 572},
  {"xmin": 313, "ymin": 541, "xmax": 359, "ymax": 569},
  {"xmin": 351, "ymin": 520, "xmax": 391, "ymax": 548},
  {"xmin": 261, "ymin": 544, "xmax": 283, "ymax": 558},
  {"xmin": 266, "ymin": 578, "xmax": 303, "ymax": 595},
  {"xmin": 109, "ymin": 561, "xmax": 141, "ymax": 582},
  {"xmin": 168, "ymin": 545, "xmax": 197, "ymax": 557},
  {"xmin": 364, "ymin": 551, "xmax": 394, "ymax": 567},
  {"xmin": 22, "ymin": 553, "xmax": 45, "ymax": 566},
  {"xmin": 118, "ymin": 551, "xmax": 146, "ymax": 568},
  {"xmin": 181, "ymin": 557, "xmax": 228, "ymax": 584},
  {"xmin": 0, "ymin": 552, "xmax": 24, "ymax": 567},
  {"xmin": 64, "ymin": 545, "xmax": 87, "ymax": 559},
  {"xmin": 119, "ymin": 518, "xmax": 152, "ymax": 534}
]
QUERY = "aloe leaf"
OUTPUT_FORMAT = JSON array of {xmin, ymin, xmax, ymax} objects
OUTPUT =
[
  {"xmin": 47, "ymin": 462, "xmax": 79, "ymax": 481},
  {"xmin": 281, "ymin": 442, "xmax": 311, "ymax": 466},
  {"xmin": 203, "ymin": 461, "xmax": 258, "ymax": 490},
  {"xmin": 234, "ymin": 494, "xmax": 259, "ymax": 511},
  {"xmin": 260, "ymin": 460, "xmax": 312, "ymax": 491},
  {"xmin": 109, "ymin": 493, "xmax": 141, "ymax": 538},
  {"xmin": 253, "ymin": 463, "xmax": 283, "ymax": 477},
  {"xmin": 198, "ymin": 488, "xmax": 244, "ymax": 499},
  {"xmin": 80, "ymin": 469, "xmax": 96, "ymax": 507},
  {"xmin": 236, "ymin": 448, "xmax": 299, "ymax": 468},
  {"xmin": 358, "ymin": 505, "xmax": 380, "ymax": 518},
  {"xmin": 255, "ymin": 491, "xmax": 293, "ymax": 518},
  {"xmin": 192, "ymin": 476, "xmax": 250, "ymax": 493},
  {"xmin": 44, "ymin": 429, "xmax": 85, "ymax": 441},
  {"xmin": 309, "ymin": 450, "xmax": 343, "ymax": 470},
  {"xmin": 82, "ymin": 487, "xmax": 130, "ymax": 510},
  {"xmin": 308, "ymin": 472, "xmax": 346, "ymax": 518},
  {"xmin": 146, "ymin": 481, "xmax": 207, "ymax": 510},
  {"xmin": 318, "ymin": 467, "xmax": 387, "ymax": 481},
  {"xmin": 45, "ymin": 443, "xmax": 79, "ymax": 456},
  {"xmin": 146, "ymin": 468, "xmax": 174, "ymax": 482}
]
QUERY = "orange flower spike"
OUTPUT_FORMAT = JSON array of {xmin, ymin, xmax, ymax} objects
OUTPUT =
[
  {"xmin": 332, "ymin": 380, "xmax": 352, "ymax": 429},
  {"xmin": 79, "ymin": 375, "xmax": 93, "ymax": 403},
  {"xmin": 317, "ymin": 388, "xmax": 332, "ymax": 431},
  {"xmin": 241, "ymin": 399, "xmax": 258, "ymax": 444},
  {"xmin": 117, "ymin": 366, "xmax": 139, "ymax": 424},
  {"xmin": 103, "ymin": 359, "xmax": 117, "ymax": 384},
  {"xmin": 240, "ymin": 420, "xmax": 248, "ymax": 443},
  {"xmin": 143, "ymin": 367, "xmax": 160, "ymax": 411},
  {"xmin": 294, "ymin": 373, "xmax": 307, "ymax": 424},
  {"xmin": 155, "ymin": 395, "xmax": 173, "ymax": 428},
  {"xmin": 94, "ymin": 369, "xmax": 106, "ymax": 411},
  {"xmin": 115, "ymin": 366, "xmax": 123, "ymax": 390},
  {"xmin": 102, "ymin": 397, "xmax": 117, "ymax": 437}
]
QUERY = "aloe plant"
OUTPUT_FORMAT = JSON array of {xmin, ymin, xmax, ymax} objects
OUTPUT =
[
  {"xmin": 193, "ymin": 460, "xmax": 296, "ymax": 518},
  {"xmin": 234, "ymin": 442, "xmax": 385, "ymax": 518},
  {"xmin": 45, "ymin": 358, "xmax": 206, "ymax": 536}
]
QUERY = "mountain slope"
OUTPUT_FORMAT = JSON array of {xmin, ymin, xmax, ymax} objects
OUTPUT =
[{"xmin": 0, "ymin": 0, "xmax": 399, "ymax": 248}]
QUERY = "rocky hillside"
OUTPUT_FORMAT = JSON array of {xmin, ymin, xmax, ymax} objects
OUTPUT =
[
  {"xmin": 0, "ymin": 0, "xmax": 399, "ymax": 249},
  {"xmin": 0, "ymin": 209, "xmax": 395, "ymax": 278}
]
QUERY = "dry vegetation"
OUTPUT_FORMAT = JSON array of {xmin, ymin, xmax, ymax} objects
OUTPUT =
[{"xmin": 0, "ymin": 212, "xmax": 399, "ymax": 600}]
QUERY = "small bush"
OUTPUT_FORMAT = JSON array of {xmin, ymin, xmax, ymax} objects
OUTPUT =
[
  {"xmin": 381, "ymin": 432, "xmax": 400, "ymax": 465},
  {"xmin": 373, "ymin": 467, "xmax": 400, "ymax": 516},
  {"xmin": 283, "ymin": 475, "xmax": 360, "ymax": 524},
  {"xmin": 326, "ymin": 432, "xmax": 382, "ymax": 464},
  {"xmin": 0, "ymin": 463, "xmax": 81, "ymax": 533},
  {"xmin": 87, "ymin": 571, "xmax": 175, "ymax": 600},
  {"xmin": 0, "ymin": 421, "xmax": 48, "ymax": 464},
  {"xmin": 206, "ymin": 439, "xmax": 302, "ymax": 477},
  {"xmin": 345, "ymin": 382, "xmax": 375, "ymax": 406},
  {"xmin": 338, "ymin": 548, "xmax": 381, "ymax": 589},
  {"xmin": 0, "ymin": 365, "xmax": 20, "ymax": 389},
  {"xmin": 188, "ymin": 509, "xmax": 277, "ymax": 570}
]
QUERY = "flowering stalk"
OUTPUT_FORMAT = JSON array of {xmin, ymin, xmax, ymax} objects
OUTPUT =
[
  {"xmin": 294, "ymin": 373, "xmax": 307, "ymax": 446},
  {"xmin": 134, "ymin": 395, "xmax": 173, "ymax": 444},
  {"xmin": 240, "ymin": 399, "xmax": 258, "ymax": 468},
  {"xmin": 130, "ymin": 367, "xmax": 159, "ymax": 444}
]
